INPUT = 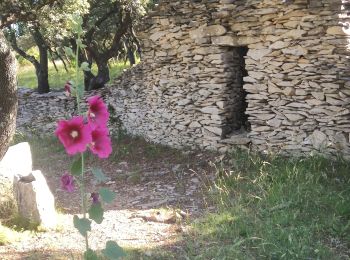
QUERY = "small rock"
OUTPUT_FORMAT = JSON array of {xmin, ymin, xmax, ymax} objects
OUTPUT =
[{"xmin": 310, "ymin": 130, "xmax": 328, "ymax": 150}]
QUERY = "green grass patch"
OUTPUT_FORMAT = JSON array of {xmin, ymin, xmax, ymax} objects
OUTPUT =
[
  {"xmin": 180, "ymin": 150, "xmax": 350, "ymax": 259},
  {"xmin": 99, "ymin": 149, "xmax": 350, "ymax": 259},
  {"xmin": 17, "ymin": 59, "xmax": 130, "ymax": 90}
]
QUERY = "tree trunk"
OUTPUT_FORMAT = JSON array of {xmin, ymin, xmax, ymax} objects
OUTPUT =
[
  {"xmin": 32, "ymin": 28, "xmax": 49, "ymax": 93},
  {"xmin": 88, "ymin": 61, "xmax": 110, "ymax": 91},
  {"xmin": 35, "ymin": 63, "xmax": 50, "ymax": 94},
  {"xmin": 127, "ymin": 47, "xmax": 135, "ymax": 66},
  {"xmin": 0, "ymin": 31, "xmax": 17, "ymax": 160},
  {"xmin": 84, "ymin": 70, "xmax": 95, "ymax": 91}
]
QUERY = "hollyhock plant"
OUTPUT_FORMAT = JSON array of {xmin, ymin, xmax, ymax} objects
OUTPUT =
[
  {"xmin": 55, "ymin": 116, "xmax": 92, "ymax": 155},
  {"xmin": 55, "ymin": 16, "xmax": 124, "ymax": 259},
  {"xmin": 89, "ymin": 127, "xmax": 112, "ymax": 159},
  {"xmin": 61, "ymin": 172, "xmax": 75, "ymax": 192},
  {"xmin": 87, "ymin": 95, "xmax": 109, "ymax": 128}
]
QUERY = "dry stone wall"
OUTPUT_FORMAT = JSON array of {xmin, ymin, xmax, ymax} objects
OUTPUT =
[{"xmin": 110, "ymin": 0, "xmax": 350, "ymax": 156}]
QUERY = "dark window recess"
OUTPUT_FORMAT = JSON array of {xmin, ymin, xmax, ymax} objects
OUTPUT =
[{"xmin": 224, "ymin": 46, "xmax": 250, "ymax": 137}]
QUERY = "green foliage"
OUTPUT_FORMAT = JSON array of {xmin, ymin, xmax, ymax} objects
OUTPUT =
[
  {"xmin": 71, "ymin": 157, "xmax": 83, "ymax": 176},
  {"xmin": 64, "ymin": 46, "xmax": 74, "ymax": 58},
  {"xmin": 84, "ymin": 249, "xmax": 99, "ymax": 260},
  {"xmin": 73, "ymin": 216, "xmax": 91, "ymax": 237},
  {"xmin": 16, "ymin": 46, "xmax": 39, "ymax": 66},
  {"xmin": 80, "ymin": 61, "xmax": 90, "ymax": 72},
  {"xmin": 91, "ymin": 168, "xmax": 108, "ymax": 184},
  {"xmin": 88, "ymin": 203, "xmax": 104, "ymax": 224},
  {"xmin": 99, "ymin": 188, "xmax": 116, "ymax": 204},
  {"xmin": 102, "ymin": 241, "xmax": 126, "ymax": 260}
]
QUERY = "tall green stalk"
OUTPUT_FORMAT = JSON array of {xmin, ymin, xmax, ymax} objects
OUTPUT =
[{"xmin": 74, "ymin": 29, "xmax": 89, "ymax": 252}]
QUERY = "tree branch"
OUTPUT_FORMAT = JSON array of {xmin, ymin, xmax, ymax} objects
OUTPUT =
[
  {"xmin": 0, "ymin": 0, "xmax": 59, "ymax": 28},
  {"xmin": 6, "ymin": 28, "xmax": 40, "ymax": 68},
  {"xmin": 84, "ymin": 1, "xmax": 120, "ymax": 44},
  {"xmin": 103, "ymin": 10, "xmax": 132, "ymax": 60}
]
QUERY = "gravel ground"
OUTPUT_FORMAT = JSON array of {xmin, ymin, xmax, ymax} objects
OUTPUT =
[{"xmin": 0, "ymin": 139, "xmax": 219, "ymax": 259}]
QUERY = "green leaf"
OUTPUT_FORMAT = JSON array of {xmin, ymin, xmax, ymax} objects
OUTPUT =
[
  {"xmin": 102, "ymin": 241, "xmax": 126, "ymax": 259},
  {"xmin": 71, "ymin": 157, "xmax": 82, "ymax": 176},
  {"xmin": 76, "ymin": 39, "xmax": 86, "ymax": 49},
  {"xmin": 72, "ymin": 15, "xmax": 83, "ymax": 36},
  {"xmin": 76, "ymin": 83, "xmax": 84, "ymax": 99},
  {"xmin": 64, "ymin": 46, "xmax": 74, "ymax": 57},
  {"xmin": 73, "ymin": 215, "xmax": 91, "ymax": 237},
  {"xmin": 88, "ymin": 202, "xmax": 104, "ymax": 224},
  {"xmin": 99, "ymin": 188, "xmax": 116, "ymax": 204},
  {"xmin": 92, "ymin": 168, "xmax": 108, "ymax": 184},
  {"xmin": 80, "ymin": 62, "xmax": 90, "ymax": 71},
  {"xmin": 84, "ymin": 249, "xmax": 99, "ymax": 260}
]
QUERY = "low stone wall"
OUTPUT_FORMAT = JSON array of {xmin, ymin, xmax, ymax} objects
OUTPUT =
[
  {"xmin": 17, "ymin": 89, "xmax": 75, "ymax": 134},
  {"xmin": 17, "ymin": 88, "xmax": 111, "ymax": 135}
]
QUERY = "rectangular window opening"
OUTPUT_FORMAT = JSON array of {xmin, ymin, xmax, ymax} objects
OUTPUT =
[{"xmin": 224, "ymin": 46, "xmax": 250, "ymax": 138}]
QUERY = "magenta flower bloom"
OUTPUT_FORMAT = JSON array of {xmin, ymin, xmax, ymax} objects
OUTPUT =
[
  {"xmin": 89, "ymin": 127, "xmax": 112, "ymax": 159},
  {"xmin": 91, "ymin": 192, "xmax": 100, "ymax": 204},
  {"xmin": 87, "ymin": 96, "xmax": 109, "ymax": 128},
  {"xmin": 55, "ymin": 116, "xmax": 92, "ymax": 155},
  {"xmin": 61, "ymin": 172, "xmax": 75, "ymax": 192}
]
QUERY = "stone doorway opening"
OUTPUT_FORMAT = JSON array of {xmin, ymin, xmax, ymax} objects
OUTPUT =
[{"xmin": 224, "ymin": 46, "xmax": 250, "ymax": 138}]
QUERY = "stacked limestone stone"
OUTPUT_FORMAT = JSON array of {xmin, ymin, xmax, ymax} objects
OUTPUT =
[
  {"xmin": 214, "ymin": 0, "xmax": 350, "ymax": 155},
  {"xmin": 110, "ymin": 0, "xmax": 350, "ymax": 156},
  {"xmin": 111, "ymin": 0, "xmax": 251, "ymax": 151},
  {"xmin": 17, "ymin": 89, "xmax": 76, "ymax": 134}
]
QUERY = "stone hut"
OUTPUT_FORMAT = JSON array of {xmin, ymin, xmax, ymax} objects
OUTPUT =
[{"xmin": 110, "ymin": 0, "xmax": 350, "ymax": 156}]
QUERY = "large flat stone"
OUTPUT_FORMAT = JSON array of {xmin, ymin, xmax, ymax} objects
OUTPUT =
[
  {"xmin": 14, "ymin": 170, "xmax": 57, "ymax": 229},
  {"xmin": 0, "ymin": 142, "xmax": 33, "ymax": 218}
]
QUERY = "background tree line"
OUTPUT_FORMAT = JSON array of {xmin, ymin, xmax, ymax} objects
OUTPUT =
[
  {"xmin": 1, "ymin": 0, "xmax": 156, "ymax": 94},
  {"xmin": 0, "ymin": 0, "xmax": 157, "ymax": 158}
]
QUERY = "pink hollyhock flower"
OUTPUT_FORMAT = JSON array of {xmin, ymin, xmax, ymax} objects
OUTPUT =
[
  {"xmin": 61, "ymin": 172, "xmax": 75, "ymax": 192},
  {"xmin": 87, "ymin": 95, "xmax": 109, "ymax": 128},
  {"xmin": 89, "ymin": 127, "xmax": 112, "ymax": 159},
  {"xmin": 55, "ymin": 116, "xmax": 92, "ymax": 155}
]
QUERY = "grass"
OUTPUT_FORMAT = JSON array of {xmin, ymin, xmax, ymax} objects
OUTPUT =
[
  {"xmin": 175, "ymin": 150, "xmax": 350, "ymax": 259},
  {"xmin": 122, "ymin": 150, "xmax": 350, "ymax": 259},
  {"xmin": 17, "ymin": 59, "xmax": 131, "ymax": 90}
]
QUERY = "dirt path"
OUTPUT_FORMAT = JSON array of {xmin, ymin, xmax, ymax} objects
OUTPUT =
[{"xmin": 0, "ymin": 136, "xmax": 219, "ymax": 259}]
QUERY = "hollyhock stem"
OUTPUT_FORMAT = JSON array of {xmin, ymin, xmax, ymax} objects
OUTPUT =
[
  {"xmin": 81, "ymin": 152, "xmax": 89, "ymax": 250},
  {"xmin": 74, "ymin": 30, "xmax": 89, "ymax": 252},
  {"xmin": 75, "ymin": 34, "xmax": 81, "ymax": 115}
]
